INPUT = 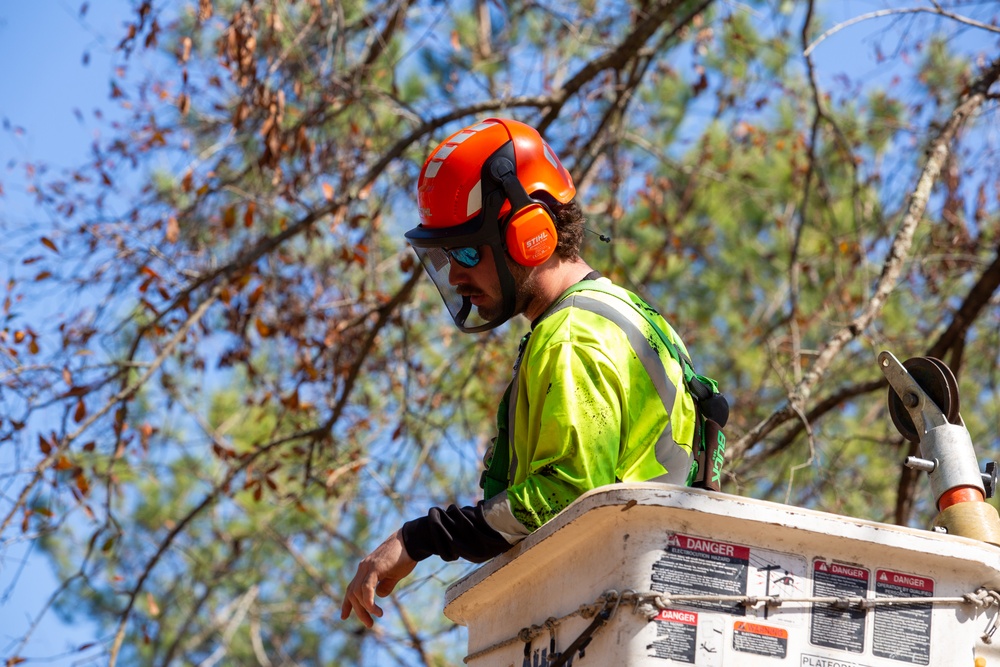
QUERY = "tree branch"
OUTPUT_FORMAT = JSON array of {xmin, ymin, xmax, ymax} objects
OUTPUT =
[
  {"xmin": 927, "ymin": 245, "xmax": 1000, "ymax": 360},
  {"xmin": 805, "ymin": 6, "xmax": 1000, "ymax": 57},
  {"xmin": 108, "ymin": 270, "xmax": 422, "ymax": 665},
  {"xmin": 745, "ymin": 244, "xmax": 1000, "ymax": 474},
  {"xmin": 538, "ymin": 0, "xmax": 713, "ymax": 134},
  {"xmin": 729, "ymin": 55, "xmax": 1000, "ymax": 463}
]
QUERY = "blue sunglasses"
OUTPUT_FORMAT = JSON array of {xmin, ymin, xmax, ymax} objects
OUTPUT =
[{"xmin": 445, "ymin": 246, "xmax": 481, "ymax": 269}]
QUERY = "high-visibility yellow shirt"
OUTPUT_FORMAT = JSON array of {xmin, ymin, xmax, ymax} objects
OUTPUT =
[{"xmin": 482, "ymin": 278, "xmax": 698, "ymax": 541}]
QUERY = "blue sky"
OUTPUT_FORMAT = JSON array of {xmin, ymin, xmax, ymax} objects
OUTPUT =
[
  {"xmin": 0, "ymin": 3, "xmax": 131, "ymax": 662},
  {"xmin": 1, "ymin": 1, "xmax": 129, "ymax": 185}
]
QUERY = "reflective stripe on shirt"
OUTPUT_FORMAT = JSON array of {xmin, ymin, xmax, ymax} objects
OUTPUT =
[
  {"xmin": 535, "ymin": 291, "xmax": 692, "ymax": 484},
  {"xmin": 480, "ymin": 280, "xmax": 697, "ymax": 540}
]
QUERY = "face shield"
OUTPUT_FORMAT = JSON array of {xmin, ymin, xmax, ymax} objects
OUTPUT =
[{"xmin": 406, "ymin": 189, "xmax": 518, "ymax": 333}]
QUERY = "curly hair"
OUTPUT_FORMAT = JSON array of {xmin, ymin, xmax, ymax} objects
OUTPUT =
[{"xmin": 533, "ymin": 196, "xmax": 584, "ymax": 261}]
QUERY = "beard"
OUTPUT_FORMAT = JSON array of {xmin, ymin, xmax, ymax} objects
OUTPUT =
[
  {"xmin": 469, "ymin": 257, "xmax": 538, "ymax": 323},
  {"xmin": 473, "ymin": 295, "xmax": 503, "ymax": 323},
  {"xmin": 508, "ymin": 259, "xmax": 540, "ymax": 320}
]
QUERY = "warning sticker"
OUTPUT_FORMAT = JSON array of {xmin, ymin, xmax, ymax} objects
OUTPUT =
[
  {"xmin": 733, "ymin": 620, "xmax": 788, "ymax": 658},
  {"xmin": 873, "ymin": 570, "xmax": 933, "ymax": 665},
  {"xmin": 809, "ymin": 560, "xmax": 869, "ymax": 653},
  {"xmin": 648, "ymin": 609, "xmax": 698, "ymax": 663},
  {"xmin": 651, "ymin": 534, "xmax": 750, "ymax": 616}
]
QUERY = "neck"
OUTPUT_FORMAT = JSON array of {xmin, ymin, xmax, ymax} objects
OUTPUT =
[{"xmin": 522, "ymin": 257, "xmax": 595, "ymax": 322}]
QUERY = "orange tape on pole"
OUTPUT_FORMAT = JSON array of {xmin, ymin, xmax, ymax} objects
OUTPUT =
[{"xmin": 938, "ymin": 486, "xmax": 985, "ymax": 511}]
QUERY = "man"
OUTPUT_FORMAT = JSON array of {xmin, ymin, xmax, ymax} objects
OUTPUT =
[{"xmin": 341, "ymin": 118, "xmax": 723, "ymax": 628}]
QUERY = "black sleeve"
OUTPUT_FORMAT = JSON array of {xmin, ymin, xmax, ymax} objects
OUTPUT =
[{"xmin": 401, "ymin": 501, "xmax": 514, "ymax": 563}]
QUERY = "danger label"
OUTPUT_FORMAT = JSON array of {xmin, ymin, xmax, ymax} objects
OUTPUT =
[
  {"xmin": 873, "ymin": 569, "xmax": 933, "ymax": 665},
  {"xmin": 656, "ymin": 609, "xmax": 698, "ymax": 625},
  {"xmin": 651, "ymin": 534, "xmax": 750, "ymax": 616},
  {"xmin": 810, "ymin": 560, "xmax": 869, "ymax": 653},
  {"xmin": 732, "ymin": 620, "xmax": 788, "ymax": 658},
  {"xmin": 648, "ymin": 608, "xmax": 698, "ymax": 663}
]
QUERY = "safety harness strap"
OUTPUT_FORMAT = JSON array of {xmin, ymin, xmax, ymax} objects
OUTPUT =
[{"xmin": 481, "ymin": 380, "xmax": 514, "ymax": 501}]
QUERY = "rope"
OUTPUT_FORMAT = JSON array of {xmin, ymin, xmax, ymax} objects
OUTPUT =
[
  {"xmin": 630, "ymin": 591, "xmax": 996, "ymax": 619},
  {"xmin": 463, "ymin": 591, "xmax": 616, "ymax": 664},
  {"xmin": 462, "ymin": 587, "xmax": 1000, "ymax": 664},
  {"xmin": 978, "ymin": 589, "xmax": 1000, "ymax": 644}
]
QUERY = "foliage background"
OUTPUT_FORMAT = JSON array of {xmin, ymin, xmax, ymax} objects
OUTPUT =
[{"xmin": 1, "ymin": 1, "xmax": 999, "ymax": 665}]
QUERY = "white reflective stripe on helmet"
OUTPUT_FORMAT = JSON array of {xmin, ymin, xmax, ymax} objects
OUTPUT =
[
  {"xmin": 422, "ymin": 122, "xmax": 498, "ymax": 182},
  {"xmin": 466, "ymin": 179, "xmax": 482, "ymax": 218}
]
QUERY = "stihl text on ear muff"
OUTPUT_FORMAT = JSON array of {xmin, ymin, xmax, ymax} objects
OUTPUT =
[{"xmin": 489, "ymin": 156, "xmax": 557, "ymax": 267}]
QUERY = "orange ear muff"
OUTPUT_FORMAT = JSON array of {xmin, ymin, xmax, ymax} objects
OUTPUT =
[{"xmin": 505, "ymin": 203, "xmax": 557, "ymax": 266}]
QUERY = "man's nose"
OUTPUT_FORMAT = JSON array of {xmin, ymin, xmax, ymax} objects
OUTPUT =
[{"xmin": 447, "ymin": 261, "xmax": 470, "ymax": 285}]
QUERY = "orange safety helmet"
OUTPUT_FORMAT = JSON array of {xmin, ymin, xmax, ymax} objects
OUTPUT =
[{"xmin": 405, "ymin": 118, "xmax": 576, "ymax": 332}]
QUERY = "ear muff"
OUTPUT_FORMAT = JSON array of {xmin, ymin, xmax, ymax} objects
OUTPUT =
[
  {"xmin": 489, "ymin": 155, "xmax": 558, "ymax": 266},
  {"xmin": 505, "ymin": 203, "xmax": 557, "ymax": 266}
]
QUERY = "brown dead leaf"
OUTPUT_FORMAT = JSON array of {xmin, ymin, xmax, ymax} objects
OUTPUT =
[
  {"xmin": 244, "ymin": 201, "xmax": 256, "ymax": 227},
  {"xmin": 147, "ymin": 592, "xmax": 160, "ymax": 617},
  {"xmin": 73, "ymin": 399, "xmax": 87, "ymax": 423},
  {"xmin": 165, "ymin": 216, "xmax": 180, "ymax": 243}
]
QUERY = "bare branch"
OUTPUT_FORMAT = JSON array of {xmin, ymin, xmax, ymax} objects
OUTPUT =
[
  {"xmin": 108, "ymin": 268, "xmax": 422, "ymax": 665},
  {"xmin": 746, "ymin": 244, "xmax": 1000, "ymax": 470},
  {"xmin": 538, "ymin": 0, "xmax": 714, "ymax": 133},
  {"xmin": 927, "ymin": 245, "xmax": 1000, "ymax": 360},
  {"xmin": 730, "ymin": 55, "xmax": 1000, "ymax": 462},
  {"xmin": 805, "ymin": 6, "xmax": 1000, "ymax": 57},
  {"xmin": 196, "ymin": 585, "xmax": 259, "ymax": 667}
]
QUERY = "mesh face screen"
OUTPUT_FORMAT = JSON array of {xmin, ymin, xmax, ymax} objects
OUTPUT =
[{"xmin": 413, "ymin": 246, "xmax": 498, "ymax": 331}]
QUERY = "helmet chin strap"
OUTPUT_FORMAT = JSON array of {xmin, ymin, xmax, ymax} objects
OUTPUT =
[
  {"xmin": 452, "ymin": 146, "xmax": 538, "ymax": 332},
  {"xmin": 455, "ymin": 295, "xmax": 473, "ymax": 328},
  {"xmin": 486, "ymin": 231, "xmax": 519, "ymax": 331}
]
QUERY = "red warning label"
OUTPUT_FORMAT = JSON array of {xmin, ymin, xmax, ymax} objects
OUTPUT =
[
  {"xmin": 655, "ymin": 609, "xmax": 698, "ymax": 625},
  {"xmin": 815, "ymin": 561, "xmax": 869, "ymax": 580},
  {"xmin": 649, "ymin": 609, "xmax": 698, "ymax": 663},
  {"xmin": 873, "ymin": 569, "xmax": 933, "ymax": 665},
  {"xmin": 810, "ymin": 560, "xmax": 869, "ymax": 654},
  {"xmin": 876, "ymin": 570, "xmax": 933, "ymax": 593},
  {"xmin": 733, "ymin": 620, "xmax": 788, "ymax": 658},
  {"xmin": 651, "ymin": 534, "xmax": 750, "ymax": 616},
  {"xmin": 669, "ymin": 534, "xmax": 751, "ymax": 560}
]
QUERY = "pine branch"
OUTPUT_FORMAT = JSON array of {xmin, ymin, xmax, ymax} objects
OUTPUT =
[{"xmin": 729, "ymin": 55, "xmax": 1000, "ymax": 463}]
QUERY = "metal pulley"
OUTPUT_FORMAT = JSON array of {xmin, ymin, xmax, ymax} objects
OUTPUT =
[
  {"xmin": 879, "ymin": 350, "xmax": 1000, "ymax": 546},
  {"xmin": 886, "ymin": 355, "xmax": 961, "ymax": 444}
]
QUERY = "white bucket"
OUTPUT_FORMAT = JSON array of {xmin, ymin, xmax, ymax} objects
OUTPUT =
[{"xmin": 445, "ymin": 484, "xmax": 1000, "ymax": 667}]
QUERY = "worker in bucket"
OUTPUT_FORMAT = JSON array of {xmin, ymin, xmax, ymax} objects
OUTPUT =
[{"xmin": 341, "ymin": 118, "xmax": 726, "ymax": 628}]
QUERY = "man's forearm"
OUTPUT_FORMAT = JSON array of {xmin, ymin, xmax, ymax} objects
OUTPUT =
[{"xmin": 401, "ymin": 501, "xmax": 513, "ymax": 563}]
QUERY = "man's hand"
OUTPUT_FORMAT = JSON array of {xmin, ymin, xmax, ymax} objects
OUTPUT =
[{"xmin": 340, "ymin": 529, "xmax": 417, "ymax": 627}]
